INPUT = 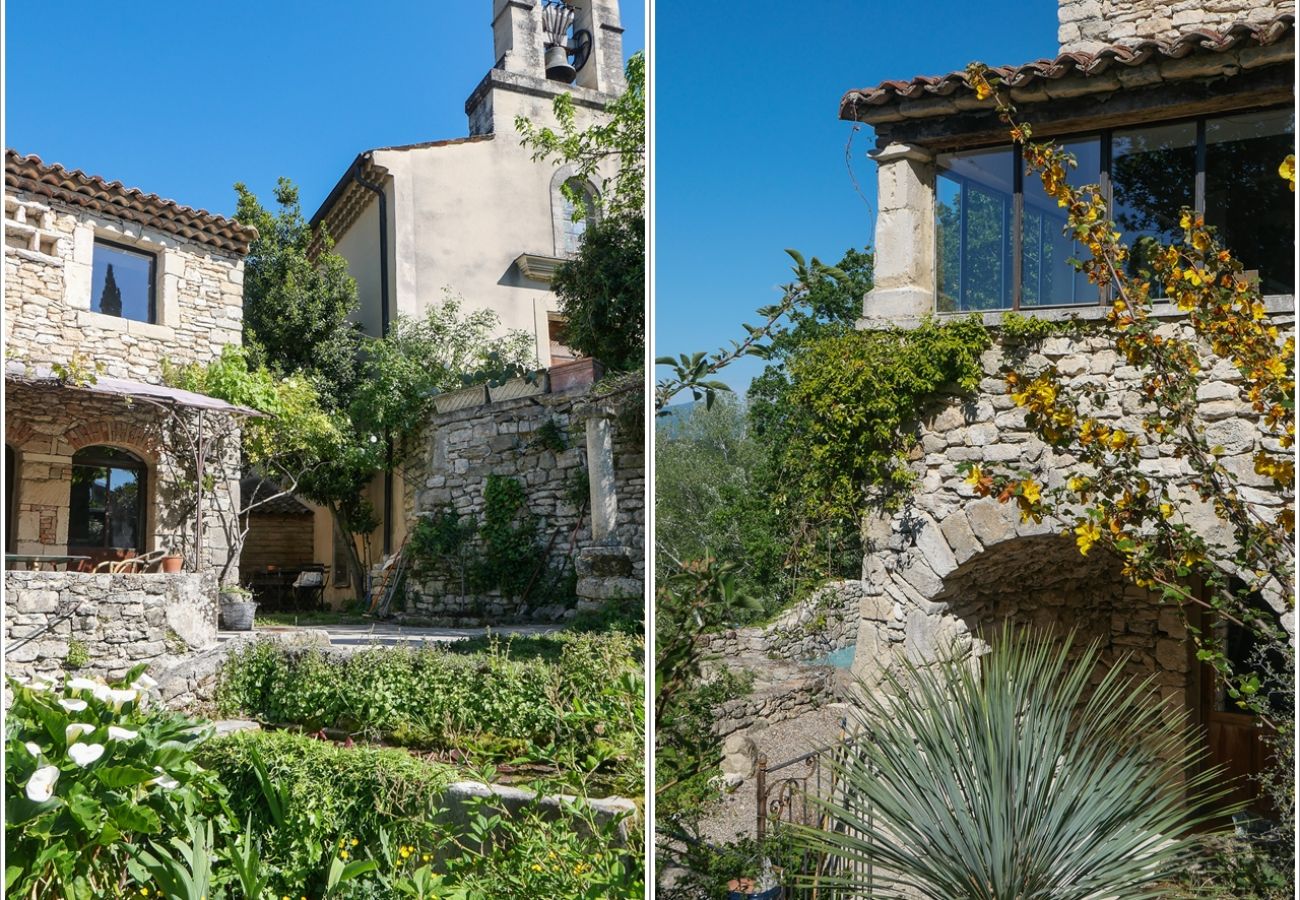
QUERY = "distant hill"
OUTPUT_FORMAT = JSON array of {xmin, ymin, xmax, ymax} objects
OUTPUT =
[{"xmin": 656, "ymin": 400, "xmax": 700, "ymax": 437}]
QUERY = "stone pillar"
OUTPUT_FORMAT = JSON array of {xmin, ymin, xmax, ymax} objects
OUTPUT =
[
  {"xmin": 585, "ymin": 413, "xmax": 618, "ymax": 541},
  {"xmin": 491, "ymin": 0, "xmax": 544, "ymax": 78},
  {"xmin": 572, "ymin": 0, "xmax": 626, "ymax": 95},
  {"xmin": 859, "ymin": 143, "xmax": 936, "ymax": 324}
]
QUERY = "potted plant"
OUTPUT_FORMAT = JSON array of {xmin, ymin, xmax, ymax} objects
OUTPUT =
[
  {"xmin": 160, "ymin": 548, "xmax": 184, "ymax": 573},
  {"xmin": 218, "ymin": 584, "xmax": 257, "ymax": 631}
]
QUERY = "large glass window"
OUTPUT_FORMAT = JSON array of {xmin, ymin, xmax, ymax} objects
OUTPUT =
[
  {"xmin": 69, "ymin": 446, "xmax": 145, "ymax": 551},
  {"xmin": 559, "ymin": 178, "xmax": 597, "ymax": 257},
  {"xmin": 1205, "ymin": 108, "xmax": 1296, "ymax": 296},
  {"xmin": 91, "ymin": 240, "xmax": 155, "ymax": 322},
  {"xmin": 1022, "ymin": 137, "xmax": 1103, "ymax": 307},
  {"xmin": 1112, "ymin": 122, "xmax": 1196, "ymax": 296},
  {"xmin": 936, "ymin": 147, "xmax": 1014, "ymax": 312},
  {"xmin": 930, "ymin": 107, "xmax": 1293, "ymax": 312}
]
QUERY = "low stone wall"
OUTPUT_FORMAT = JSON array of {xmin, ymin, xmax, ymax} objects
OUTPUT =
[
  {"xmin": 712, "ymin": 662, "xmax": 839, "ymax": 740},
  {"xmin": 702, "ymin": 581, "xmax": 866, "ymax": 662},
  {"xmin": 4, "ymin": 571, "xmax": 217, "ymax": 681}
]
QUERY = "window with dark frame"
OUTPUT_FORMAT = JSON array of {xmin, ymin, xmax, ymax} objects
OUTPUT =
[
  {"xmin": 68, "ymin": 446, "xmax": 146, "ymax": 551},
  {"xmin": 91, "ymin": 239, "xmax": 156, "ymax": 323},
  {"xmin": 934, "ymin": 106, "xmax": 1295, "ymax": 312}
]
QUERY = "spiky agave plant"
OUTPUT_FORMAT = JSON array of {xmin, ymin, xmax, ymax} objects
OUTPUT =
[{"xmin": 786, "ymin": 629, "xmax": 1236, "ymax": 899}]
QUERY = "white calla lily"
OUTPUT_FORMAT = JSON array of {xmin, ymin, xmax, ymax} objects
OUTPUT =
[
  {"xmin": 66, "ymin": 677, "xmax": 100, "ymax": 692},
  {"xmin": 106, "ymin": 688, "xmax": 137, "ymax": 709},
  {"xmin": 106, "ymin": 726, "xmax": 139, "ymax": 742},
  {"xmin": 131, "ymin": 673, "xmax": 159, "ymax": 691},
  {"xmin": 151, "ymin": 769, "xmax": 180, "ymax": 790},
  {"xmin": 65, "ymin": 723, "xmax": 95, "ymax": 743},
  {"xmin": 91, "ymin": 683, "xmax": 113, "ymax": 702},
  {"xmin": 26, "ymin": 765, "xmax": 59, "ymax": 802},
  {"xmin": 58, "ymin": 698, "xmax": 88, "ymax": 712},
  {"xmin": 24, "ymin": 741, "xmax": 42, "ymax": 757},
  {"xmin": 67, "ymin": 743, "xmax": 105, "ymax": 767}
]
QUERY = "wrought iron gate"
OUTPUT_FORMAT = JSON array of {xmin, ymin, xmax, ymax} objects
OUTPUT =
[{"xmin": 754, "ymin": 732, "xmax": 875, "ymax": 898}]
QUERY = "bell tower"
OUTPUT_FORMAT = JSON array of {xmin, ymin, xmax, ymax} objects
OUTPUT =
[{"xmin": 467, "ymin": 0, "xmax": 626, "ymax": 136}]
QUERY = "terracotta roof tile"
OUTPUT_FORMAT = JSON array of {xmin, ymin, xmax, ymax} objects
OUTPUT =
[
  {"xmin": 840, "ymin": 14, "xmax": 1294, "ymax": 122},
  {"xmin": 5, "ymin": 150, "xmax": 257, "ymax": 255}
]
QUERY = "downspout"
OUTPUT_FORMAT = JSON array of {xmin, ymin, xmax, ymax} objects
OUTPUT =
[{"xmin": 352, "ymin": 157, "xmax": 394, "ymax": 557}]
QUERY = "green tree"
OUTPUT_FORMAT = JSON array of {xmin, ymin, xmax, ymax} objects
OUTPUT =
[
  {"xmin": 234, "ymin": 178, "xmax": 362, "ymax": 403},
  {"xmin": 519, "ymin": 53, "xmax": 645, "ymax": 372}
]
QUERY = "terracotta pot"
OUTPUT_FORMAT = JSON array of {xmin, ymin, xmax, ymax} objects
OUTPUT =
[{"xmin": 161, "ymin": 555, "xmax": 183, "ymax": 574}]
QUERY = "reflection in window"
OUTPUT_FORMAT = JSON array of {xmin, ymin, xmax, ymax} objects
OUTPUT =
[
  {"xmin": 1022, "ymin": 138, "xmax": 1102, "ymax": 307},
  {"xmin": 936, "ymin": 148, "xmax": 1014, "ymax": 312},
  {"xmin": 91, "ymin": 240, "xmax": 156, "ymax": 322},
  {"xmin": 559, "ymin": 178, "xmax": 597, "ymax": 256},
  {"xmin": 1112, "ymin": 123, "xmax": 1196, "ymax": 297},
  {"xmin": 1205, "ymin": 109, "xmax": 1295, "ymax": 296},
  {"xmin": 69, "ymin": 446, "xmax": 145, "ymax": 550}
]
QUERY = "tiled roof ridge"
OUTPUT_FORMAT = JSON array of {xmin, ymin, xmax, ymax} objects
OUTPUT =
[
  {"xmin": 840, "ymin": 13, "xmax": 1294, "ymax": 119},
  {"xmin": 5, "ymin": 149, "xmax": 257, "ymax": 255}
]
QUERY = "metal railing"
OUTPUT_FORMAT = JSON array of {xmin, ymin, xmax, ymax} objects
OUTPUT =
[{"xmin": 754, "ymin": 728, "xmax": 875, "ymax": 898}]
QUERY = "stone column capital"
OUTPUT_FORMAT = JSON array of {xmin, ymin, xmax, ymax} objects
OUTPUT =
[{"xmin": 870, "ymin": 143, "xmax": 935, "ymax": 165}]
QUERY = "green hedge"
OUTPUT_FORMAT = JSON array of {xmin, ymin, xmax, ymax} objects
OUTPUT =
[{"xmin": 215, "ymin": 632, "xmax": 644, "ymax": 794}]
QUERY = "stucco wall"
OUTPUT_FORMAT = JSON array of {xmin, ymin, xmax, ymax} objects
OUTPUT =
[
  {"xmin": 4, "ymin": 189, "xmax": 244, "ymax": 379},
  {"xmin": 1059, "ymin": 0, "xmax": 1293, "ymax": 53},
  {"xmin": 4, "ymin": 571, "xmax": 217, "ymax": 682}
]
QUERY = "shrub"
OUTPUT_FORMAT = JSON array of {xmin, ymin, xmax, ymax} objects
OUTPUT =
[
  {"xmin": 197, "ymin": 729, "xmax": 454, "ymax": 892},
  {"xmin": 215, "ymin": 633, "xmax": 644, "ymax": 793},
  {"xmin": 787, "ymin": 629, "xmax": 1233, "ymax": 898},
  {"xmin": 4, "ymin": 668, "xmax": 228, "ymax": 897}
]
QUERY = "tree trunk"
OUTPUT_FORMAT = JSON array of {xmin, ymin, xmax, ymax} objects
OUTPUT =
[{"xmin": 329, "ymin": 502, "xmax": 369, "ymax": 604}]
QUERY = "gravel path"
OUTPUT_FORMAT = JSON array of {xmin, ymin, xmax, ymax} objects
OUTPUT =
[{"xmin": 698, "ymin": 701, "xmax": 850, "ymax": 845}]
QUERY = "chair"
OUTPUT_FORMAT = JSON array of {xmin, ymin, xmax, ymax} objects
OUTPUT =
[
  {"xmin": 292, "ymin": 564, "xmax": 329, "ymax": 611},
  {"xmin": 93, "ymin": 548, "xmax": 168, "ymax": 574}
]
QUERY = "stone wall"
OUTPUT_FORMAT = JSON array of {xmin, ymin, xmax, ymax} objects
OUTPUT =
[
  {"xmin": 702, "ymin": 581, "xmax": 866, "ymax": 663},
  {"xmin": 851, "ymin": 323, "xmax": 1294, "ymax": 706},
  {"xmin": 1058, "ymin": 0, "xmax": 1292, "ymax": 53},
  {"xmin": 401, "ymin": 378, "xmax": 643, "ymax": 624},
  {"xmin": 5, "ymin": 383, "xmax": 240, "ymax": 575},
  {"xmin": 4, "ymin": 571, "xmax": 218, "ymax": 682},
  {"xmin": 711, "ymin": 663, "xmax": 839, "ymax": 740},
  {"xmin": 4, "ymin": 189, "xmax": 244, "ymax": 380}
]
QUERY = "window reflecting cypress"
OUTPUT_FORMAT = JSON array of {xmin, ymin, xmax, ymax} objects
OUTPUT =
[{"xmin": 935, "ymin": 147, "xmax": 1014, "ymax": 312}]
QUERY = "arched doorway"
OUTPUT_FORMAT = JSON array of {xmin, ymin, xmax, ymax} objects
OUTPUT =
[{"xmin": 68, "ymin": 445, "xmax": 148, "ymax": 567}]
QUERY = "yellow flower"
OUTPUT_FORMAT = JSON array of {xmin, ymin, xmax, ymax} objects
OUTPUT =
[
  {"xmin": 1067, "ymin": 475, "xmax": 1088, "ymax": 492},
  {"xmin": 351, "ymin": 838, "xmax": 359, "ymax": 847},
  {"xmin": 1179, "ymin": 211, "xmax": 1191, "ymax": 229},
  {"xmin": 1020, "ymin": 479, "xmax": 1041, "ymax": 505},
  {"xmin": 339, "ymin": 850, "xmax": 349, "ymax": 860},
  {"xmin": 422, "ymin": 854, "xmax": 431, "ymax": 862},
  {"xmin": 1075, "ymin": 521, "xmax": 1101, "ymax": 556},
  {"xmin": 1191, "ymin": 231, "xmax": 1211, "ymax": 252},
  {"xmin": 1281, "ymin": 154, "xmax": 1296, "ymax": 192},
  {"xmin": 1160, "ymin": 503, "xmax": 1174, "ymax": 519},
  {"xmin": 532, "ymin": 863, "xmax": 544, "ymax": 872},
  {"xmin": 974, "ymin": 80, "xmax": 992, "ymax": 100}
]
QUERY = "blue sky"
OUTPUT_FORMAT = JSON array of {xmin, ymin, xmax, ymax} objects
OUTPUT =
[
  {"xmin": 654, "ymin": 0, "xmax": 1057, "ymax": 392},
  {"xmin": 5, "ymin": 1, "xmax": 644, "ymax": 222}
]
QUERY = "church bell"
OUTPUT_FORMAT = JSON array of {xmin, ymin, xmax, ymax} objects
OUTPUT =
[{"xmin": 545, "ymin": 44, "xmax": 577, "ymax": 83}]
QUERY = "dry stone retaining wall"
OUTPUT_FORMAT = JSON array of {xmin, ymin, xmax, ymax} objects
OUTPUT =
[
  {"xmin": 401, "ymin": 380, "xmax": 643, "ymax": 624},
  {"xmin": 703, "ymin": 580, "xmax": 867, "ymax": 662},
  {"xmin": 4, "ymin": 571, "xmax": 218, "ymax": 682}
]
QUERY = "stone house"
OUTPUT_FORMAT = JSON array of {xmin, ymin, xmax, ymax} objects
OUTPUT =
[
  {"xmin": 4, "ymin": 149, "xmax": 257, "ymax": 576},
  {"xmin": 280, "ymin": 0, "xmax": 633, "ymax": 600},
  {"xmin": 839, "ymin": 1, "xmax": 1294, "ymax": 813}
]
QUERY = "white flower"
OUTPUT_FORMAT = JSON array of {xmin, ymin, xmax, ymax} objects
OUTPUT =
[
  {"xmin": 106, "ymin": 726, "xmax": 139, "ymax": 742},
  {"xmin": 9, "ymin": 672, "xmax": 30, "ymax": 685},
  {"xmin": 58, "ymin": 698, "xmax": 88, "ymax": 712},
  {"xmin": 91, "ymin": 683, "xmax": 113, "ymax": 702},
  {"xmin": 25, "ymin": 765, "xmax": 59, "ymax": 802},
  {"xmin": 65, "ymin": 723, "xmax": 95, "ymax": 743},
  {"xmin": 106, "ymin": 688, "xmax": 137, "ymax": 709},
  {"xmin": 68, "ymin": 743, "xmax": 105, "ymax": 767},
  {"xmin": 66, "ymin": 677, "xmax": 100, "ymax": 692},
  {"xmin": 150, "ymin": 767, "xmax": 180, "ymax": 790},
  {"xmin": 24, "ymin": 741, "xmax": 42, "ymax": 757},
  {"xmin": 131, "ymin": 673, "xmax": 158, "ymax": 691}
]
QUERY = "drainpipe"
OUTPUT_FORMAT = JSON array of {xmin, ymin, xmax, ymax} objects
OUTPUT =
[{"xmin": 352, "ymin": 159, "xmax": 394, "ymax": 557}]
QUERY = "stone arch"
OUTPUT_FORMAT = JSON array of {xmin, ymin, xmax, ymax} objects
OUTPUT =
[
  {"xmin": 5, "ymin": 418, "xmax": 35, "ymax": 449},
  {"xmin": 63, "ymin": 419, "xmax": 161, "ymax": 465}
]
